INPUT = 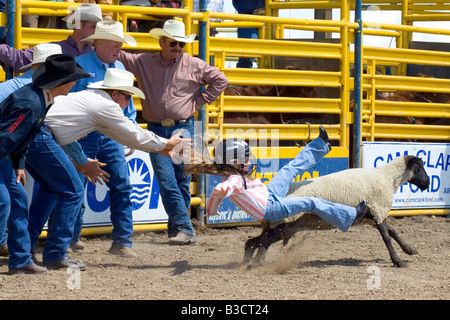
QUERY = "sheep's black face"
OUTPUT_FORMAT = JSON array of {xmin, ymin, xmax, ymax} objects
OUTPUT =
[{"xmin": 407, "ymin": 157, "xmax": 430, "ymax": 191}]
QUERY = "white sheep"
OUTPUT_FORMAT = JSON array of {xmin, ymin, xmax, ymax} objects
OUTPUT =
[{"xmin": 243, "ymin": 155, "xmax": 430, "ymax": 268}]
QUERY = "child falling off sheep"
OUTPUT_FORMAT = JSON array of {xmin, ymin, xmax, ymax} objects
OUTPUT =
[{"xmin": 185, "ymin": 126, "xmax": 368, "ymax": 230}]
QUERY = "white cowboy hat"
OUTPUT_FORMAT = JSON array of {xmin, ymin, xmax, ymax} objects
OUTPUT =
[
  {"xmin": 63, "ymin": 3, "xmax": 103, "ymax": 29},
  {"xmin": 88, "ymin": 68, "xmax": 145, "ymax": 99},
  {"xmin": 149, "ymin": 19, "xmax": 196, "ymax": 43},
  {"xmin": 20, "ymin": 43, "xmax": 62, "ymax": 70},
  {"xmin": 82, "ymin": 21, "xmax": 137, "ymax": 47}
]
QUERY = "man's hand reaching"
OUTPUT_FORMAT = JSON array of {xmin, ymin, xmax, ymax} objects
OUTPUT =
[{"xmin": 76, "ymin": 158, "xmax": 111, "ymax": 185}]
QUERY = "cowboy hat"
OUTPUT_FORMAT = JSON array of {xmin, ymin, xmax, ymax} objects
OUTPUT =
[
  {"xmin": 87, "ymin": 68, "xmax": 145, "ymax": 99},
  {"xmin": 32, "ymin": 54, "xmax": 90, "ymax": 89},
  {"xmin": 63, "ymin": 3, "xmax": 103, "ymax": 24},
  {"xmin": 20, "ymin": 44, "xmax": 62, "ymax": 70},
  {"xmin": 149, "ymin": 19, "xmax": 196, "ymax": 43},
  {"xmin": 82, "ymin": 21, "xmax": 137, "ymax": 47}
]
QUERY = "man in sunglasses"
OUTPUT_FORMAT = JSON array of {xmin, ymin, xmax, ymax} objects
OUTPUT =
[{"xmin": 118, "ymin": 20, "xmax": 228, "ymax": 245}]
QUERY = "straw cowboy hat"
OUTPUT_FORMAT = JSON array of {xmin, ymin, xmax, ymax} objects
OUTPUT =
[
  {"xmin": 62, "ymin": 3, "xmax": 103, "ymax": 24},
  {"xmin": 20, "ymin": 44, "xmax": 62, "ymax": 70},
  {"xmin": 87, "ymin": 68, "xmax": 145, "ymax": 99},
  {"xmin": 149, "ymin": 19, "xmax": 196, "ymax": 43},
  {"xmin": 32, "ymin": 54, "xmax": 90, "ymax": 89},
  {"xmin": 82, "ymin": 21, "xmax": 137, "ymax": 47}
]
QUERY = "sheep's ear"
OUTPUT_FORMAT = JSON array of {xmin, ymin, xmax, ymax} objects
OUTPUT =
[
  {"xmin": 405, "ymin": 155, "xmax": 423, "ymax": 169},
  {"xmin": 407, "ymin": 156, "xmax": 429, "ymax": 191}
]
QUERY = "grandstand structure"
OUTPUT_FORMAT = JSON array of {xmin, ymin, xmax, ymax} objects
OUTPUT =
[{"xmin": 1, "ymin": 1, "xmax": 449, "ymax": 230}]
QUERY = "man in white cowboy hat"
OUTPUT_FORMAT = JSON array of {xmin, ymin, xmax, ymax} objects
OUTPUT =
[
  {"xmin": 0, "ymin": 44, "xmax": 62, "ymax": 102},
  {"xmin": 69, "ymin": 20, "xmax": 141, "ymax": 257},
  {"xmin": 0, "ymin": 54, "xmax": 90, "ymax": 274},
  {"xmin": 0, "ymin": 3, "xmax": 102, "ymax": 73},
  {"xmin": 23, "ymin": 68, "xmax": 190, "ymax": 269},
  {"xmin": 118, "ymin": 19, "xmax": 228, "ymax": 245},
  {"xmin": 46, "ymin": 68, "xmax": 190, "ymax": 158}
]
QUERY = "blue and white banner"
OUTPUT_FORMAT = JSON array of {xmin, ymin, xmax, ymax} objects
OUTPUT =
[
  {"xmin": 82, "ymin": 150, "xmax": 168, "ymax": 226},
  {"xmin": 26, "ymin": 150, "xmax": 168, "ymax": 228},
  {"xmin": 362, "ymin": 142, "xmax": 450, "ymax": 209}
]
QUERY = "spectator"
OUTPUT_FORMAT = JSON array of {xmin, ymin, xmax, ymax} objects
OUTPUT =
[
  {"xmin": 0, "ymin": 44, "xmax": 62, "ymax": 261},
  {"xmin": 232, "ymin": 0, "xmax": 265, "ymax": 68},
  {"xmin": 70, "ymin": 21, "xmax": 140, "ymax": 257},
  {"xmin": 118, "ymin": 20, "xmax": 228, "ymax": 245},
  {"xmin": 0, "ymin": 54, "xmax": 90, "ymax": 274},
  {"xmin": 29, "ymin": 69, "xmax": 189, "ymax": 268},
  {"xmin": 0, "ymin": 0, "xmax": 5, "ymax": 44},
  {"xmin": 0, "ymin": 3, "xmax": 103, "ymax": 73}
]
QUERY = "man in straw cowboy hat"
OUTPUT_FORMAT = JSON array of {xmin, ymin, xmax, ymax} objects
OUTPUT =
[
  {"xmin": 0, "ymin": 3, "xmax": 102, "ymax": 73},
  {"xmin": 118, "ymin": 19, "xmax": 228, "ymax": 245},
  {"xmin": 23, "ymin": 68, "xmax": 190, "ymax": 270},
  {"xmin": 0, "ymin": 54, "xmax": 90, "ymax": 274},
  {"xmin": 46, "ymin": 68, "xmax": 190, "ymax": 158},
  {"xmin": 68, "ymin": 20, "xmax": 141, "ymax": 257}
]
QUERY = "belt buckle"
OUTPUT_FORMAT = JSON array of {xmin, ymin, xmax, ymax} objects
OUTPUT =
[{"xmin": 161, "ymin": 119, "xmax": 176, "ymax": 127}]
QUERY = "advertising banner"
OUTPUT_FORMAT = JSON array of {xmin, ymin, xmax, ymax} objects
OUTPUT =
[
  {"xmin": 26, "ymin": 150, "xmax": 168, "ymax": 228},
  {"xmin": 362, "ymin": 142, "xmax": 450, "ymax": 209}
]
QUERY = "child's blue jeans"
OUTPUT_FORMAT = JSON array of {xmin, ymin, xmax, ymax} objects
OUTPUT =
[{"xmin": 264, "ymin": 137, "xmax": 356, "ymax": 231}]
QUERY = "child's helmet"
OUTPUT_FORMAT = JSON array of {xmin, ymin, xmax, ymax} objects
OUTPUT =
[
  {"xmin": 213, "ymin": 139, "xmax": 255, "ymax": 188},
  {"xmin": 213, "ymin": 139, "xmax": 252, "ymax": 165}
]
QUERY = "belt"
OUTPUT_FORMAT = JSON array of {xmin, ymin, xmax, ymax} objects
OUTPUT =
[
  {"xmin": 148, "ymin": 117, "xmax": 192, "ymax": 128},
  {"xmin": 42, "ymin": 124, "xmax": 53, "ymax": 135}
]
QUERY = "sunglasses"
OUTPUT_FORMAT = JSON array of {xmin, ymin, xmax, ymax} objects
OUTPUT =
[
  {"xmin": 169, "ymin": 41, "xmax": 186, "ymax": 48},
  {"xmin": 118, "ymin": 91, "xmax": 132, "ymax": 102}
]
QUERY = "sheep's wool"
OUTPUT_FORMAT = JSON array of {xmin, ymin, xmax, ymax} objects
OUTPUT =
[{"xmin": 285, "ymin": 156, "xmax": 410, "ymax": 225}]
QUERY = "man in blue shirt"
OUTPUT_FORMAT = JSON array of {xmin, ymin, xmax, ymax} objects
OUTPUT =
[
  {"xmin": 0, "ymin": 43, "xmax": 62, "ymax": 258},
  {"xmin": 0, "ymin": 44, "xmax": 110, "ymax": 269},
  {"xmin": 70, "ymin": 20, "xmax": 140, "ymax": 258},
  {"xmin": 0, "ymin": 54, "xmax": 90, "ymax": 274}
]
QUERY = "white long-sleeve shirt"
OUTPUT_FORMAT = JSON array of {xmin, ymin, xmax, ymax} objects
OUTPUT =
[
  {"xmin": 45, "ymin": 89, "xmax": 167, "ymax": 152},
  {"xmin": 207, "ymin": 175, "xmax": 269, "ymax": 221}
]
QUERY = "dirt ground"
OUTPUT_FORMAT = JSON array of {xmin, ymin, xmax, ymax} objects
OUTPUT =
[{"xmin": 0, "ymin": 215, "xmax": 448, "ymax": 302}]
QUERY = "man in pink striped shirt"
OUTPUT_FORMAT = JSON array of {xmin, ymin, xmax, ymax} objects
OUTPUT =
[{"xmin": 204, "ymin": 127, "xmax": 368, "ymax": 231}]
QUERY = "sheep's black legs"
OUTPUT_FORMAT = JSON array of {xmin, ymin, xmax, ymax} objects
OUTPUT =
[
  {"xmin": 243, "ymin": 234, "xmax": 264, "ymax": 265},
  {"xmin": 376, "ymin": 220, "xmax": 407, "ymax": 267},
  {"xmin": 245, "ymin": 217, "xmax": 416, "ymax": 268},
  {"xmin": 243, "ymin": 223, "xmax": 287, "ymax": 266},
  {"xmin": 386, "ymin": 223, "xmax": 418, "ymax": 256}
]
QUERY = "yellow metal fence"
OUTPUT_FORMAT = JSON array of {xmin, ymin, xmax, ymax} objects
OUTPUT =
[{"xmin": 1, "ymin": 1, "xmax": 449, "ymax": 220}]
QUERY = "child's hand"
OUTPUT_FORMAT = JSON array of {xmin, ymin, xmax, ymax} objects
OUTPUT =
[
  {"xmin": 205, "ymin": 210, "xmax": 218, "ymax": 217},
  {"xmin": 213, "ymin": 186, "xmax": 229, "ymax": 200}
]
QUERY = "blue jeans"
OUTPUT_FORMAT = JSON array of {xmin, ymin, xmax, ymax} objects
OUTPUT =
[
  {"xmin": 147, "ymin": 117, "xmax": 195, "ymax": 237},
  {"xmin": 25, "ymin": 127, "xmax": 85, "ymax": 264},
  {"xmin": 0, "ymin": 158, "xmax": 33, "ymax": 269},
  {"xmin": 0, "ymin": 158, "xmax": 10, "ymax": 246},
  {"xmin": 74, "ymin": 132, "xmax": 134, "ymax": 248},
  {"xmin": 232, "ymin": 0, "xmax": 265, "ymax": 68},
  {"xmin": 264, "ymin": 137, "xmax": 356, "ymax": 231}
]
